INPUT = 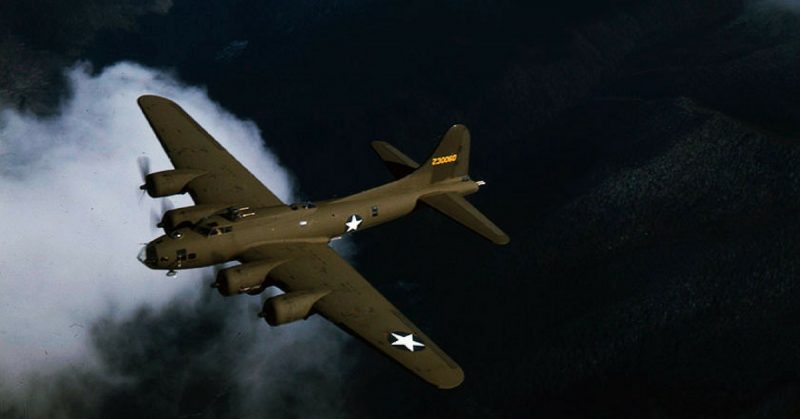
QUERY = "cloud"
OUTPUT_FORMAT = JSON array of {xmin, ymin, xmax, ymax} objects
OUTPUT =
[{"xmin": 0, "ymin": 62, "xmax": 350, "ymax": 417}]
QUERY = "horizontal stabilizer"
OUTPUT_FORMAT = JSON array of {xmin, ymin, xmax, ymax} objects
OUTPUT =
[
  {"xmin": 371, "ymin": 141, "xmax": 420, "ymax": 179},
  {"xmin": 421, "ymin": 192, "xmax": 510, "ymax": 245}
]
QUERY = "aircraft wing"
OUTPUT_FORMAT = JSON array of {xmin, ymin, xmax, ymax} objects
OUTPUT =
[
  {"xmin": 137, "ymin": 95, "xmax": 284, "ymax": 208},
  {"xmin": 240, "ymin": 243, "xmax": 465, "ymax": 389}
]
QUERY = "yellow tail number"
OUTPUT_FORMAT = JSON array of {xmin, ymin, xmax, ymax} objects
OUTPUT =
[{"xmin": 431, "ymin": 154, "xmax": 458, "ymax": 166}]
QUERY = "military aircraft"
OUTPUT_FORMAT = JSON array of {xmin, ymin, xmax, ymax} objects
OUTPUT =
[{"xmin": 136, "ymin": 95, "xmax": 509, "ymax": 389}]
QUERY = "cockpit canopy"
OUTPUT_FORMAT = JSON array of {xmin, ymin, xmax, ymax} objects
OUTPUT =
[
  {"xmin": 194, "ymin": 221, "xmax": 233, "ymax": 237},
  {"xmin": 189, "ymin": 207, "xmax": 249, "ymax": 237},
  {"xmin": 290, "ymin": 202, "xmax": 316, "ymax": 210}
]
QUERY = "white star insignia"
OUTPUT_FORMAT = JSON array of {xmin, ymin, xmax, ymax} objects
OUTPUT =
[
  {"xmin": 345, "ymin": 214, "xmax": 363, "ymax": 232},
  {"xmin": 390, "ymin": 332, "xmax": 425, "ymax": 352}
]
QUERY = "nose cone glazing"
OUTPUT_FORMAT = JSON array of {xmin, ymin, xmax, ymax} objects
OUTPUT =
[{"xmin": 137, "ymin": 245, "xmax": 157, "ymax": 267}]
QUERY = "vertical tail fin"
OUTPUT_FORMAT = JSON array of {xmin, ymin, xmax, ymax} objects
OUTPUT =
[{"xmin": 417, "ymin": 124, "xmax": 471, "ymax": 183}]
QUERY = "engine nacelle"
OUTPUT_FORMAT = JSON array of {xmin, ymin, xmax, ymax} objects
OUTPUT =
[
  {"xmin": 159, "ymin": 204, "xmax": 226, "ymax": 231},
  {"xmin": 260, "ymin": 289, "xmax": 331, "ymax": 326},
  {"xmin": 214, "ymin": 260, "xmax": 285, "ymax": 296},
  {"xmin": 142, "ymin": 169, "xmax": 206, "ymax": 198}
]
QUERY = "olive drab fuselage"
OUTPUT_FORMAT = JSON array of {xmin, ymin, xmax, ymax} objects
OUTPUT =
[{"xmin": 139, "ymin": 175, "xmax": 478, "ymax": 271}]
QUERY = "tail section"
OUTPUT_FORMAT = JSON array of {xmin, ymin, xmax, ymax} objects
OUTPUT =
[
  {"xmin": 371, "ymin": 124, "xmax": 509, "ymax": 245},
  {"xmin": 371, "ymin": 124, "xmax": 469, "ymax": 182}
]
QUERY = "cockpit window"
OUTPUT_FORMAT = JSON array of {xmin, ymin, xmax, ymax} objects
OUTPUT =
[
  {"xmin": 196, "ymin": 221, "xmax": 231, "ymax": 236},
  {"xmin": 209, "ymin": 225, "xmax": 233, "ymax": 236},
  {"xmin": 291, "ymin": 202, "xmax": 316, "ymax": 210}
]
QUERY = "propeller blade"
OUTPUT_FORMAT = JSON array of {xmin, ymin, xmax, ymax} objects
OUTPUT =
[
  {"xmin": 156, "ymin": 198, "xmax": 174, "ymax": 229},
  {"xmin": 150, "ymin": 207, "xmax": 161, "ymax": 231},
  {"xmin": 137, "ymin": 156, "xmax": 150, "ymax": 194},
  {"xmin": 137, "ymin": 156, "xmax": 150, "ymax": 181}
]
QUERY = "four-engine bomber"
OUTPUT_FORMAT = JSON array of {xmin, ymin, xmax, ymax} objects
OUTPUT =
[{"xmin": 136, "ymin": 95, "xmax": 508, "ymax": 389}]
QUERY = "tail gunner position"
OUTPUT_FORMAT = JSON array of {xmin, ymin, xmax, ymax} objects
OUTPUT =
[{"xmin": 135, "ymin": 95, "xmax": 508, "ymax": 389}]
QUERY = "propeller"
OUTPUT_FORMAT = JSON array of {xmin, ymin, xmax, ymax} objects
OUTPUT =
[
  {"xmin": 149, "ymin": 207, "xmax": 161, "ymax": 230},
  {"xmin": 137, "ymin": 156, "xmax": 150, "ymax": 182},
  {"xmin": 137, "ymin": 156, "xmax": 150, "ymax": 199},
  {"xmin": 151, "ymin": 198, "xmax": 174, "ymax": 230}
]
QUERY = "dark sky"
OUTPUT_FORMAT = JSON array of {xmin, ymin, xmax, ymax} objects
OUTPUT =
[{"xmin": 3, "ymin": 0, "xmax": 800, "ymax": 417}]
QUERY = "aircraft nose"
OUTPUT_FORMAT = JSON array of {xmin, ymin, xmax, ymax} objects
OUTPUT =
[{"xmin": 137, "ymin": 245, "xmax": 157, "ymax": 268}]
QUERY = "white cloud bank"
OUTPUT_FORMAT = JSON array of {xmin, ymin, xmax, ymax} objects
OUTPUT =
[{"xmin": 0, "ymin": 61, "xmax": 297, "ymax": 386}]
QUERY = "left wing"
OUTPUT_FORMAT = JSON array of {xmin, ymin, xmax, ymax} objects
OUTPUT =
[
  {"xmin": 138, "ymin": 95, "xmax": 284, "ymax": 208},
  {"xmin": 240, "ymin": 243, "xmax": 465, "ymax": 389}
]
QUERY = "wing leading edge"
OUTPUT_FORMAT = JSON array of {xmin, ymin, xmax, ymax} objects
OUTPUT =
[
  {"xmin": 137, "ymin": 95, "xmax": 284, "ymax": 208},
  {"xmin": 241, "ymin": 243, "xmax": 465, "ymax": 389}
]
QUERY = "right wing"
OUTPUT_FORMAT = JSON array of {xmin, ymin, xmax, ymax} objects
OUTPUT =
[
  {"xmin": 240, "ymin": 243, "xmax": 465, "ymax": 389},
  {"xmin": 137, "ymin": 95, "xmax": 284, "ymax": 208}
]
